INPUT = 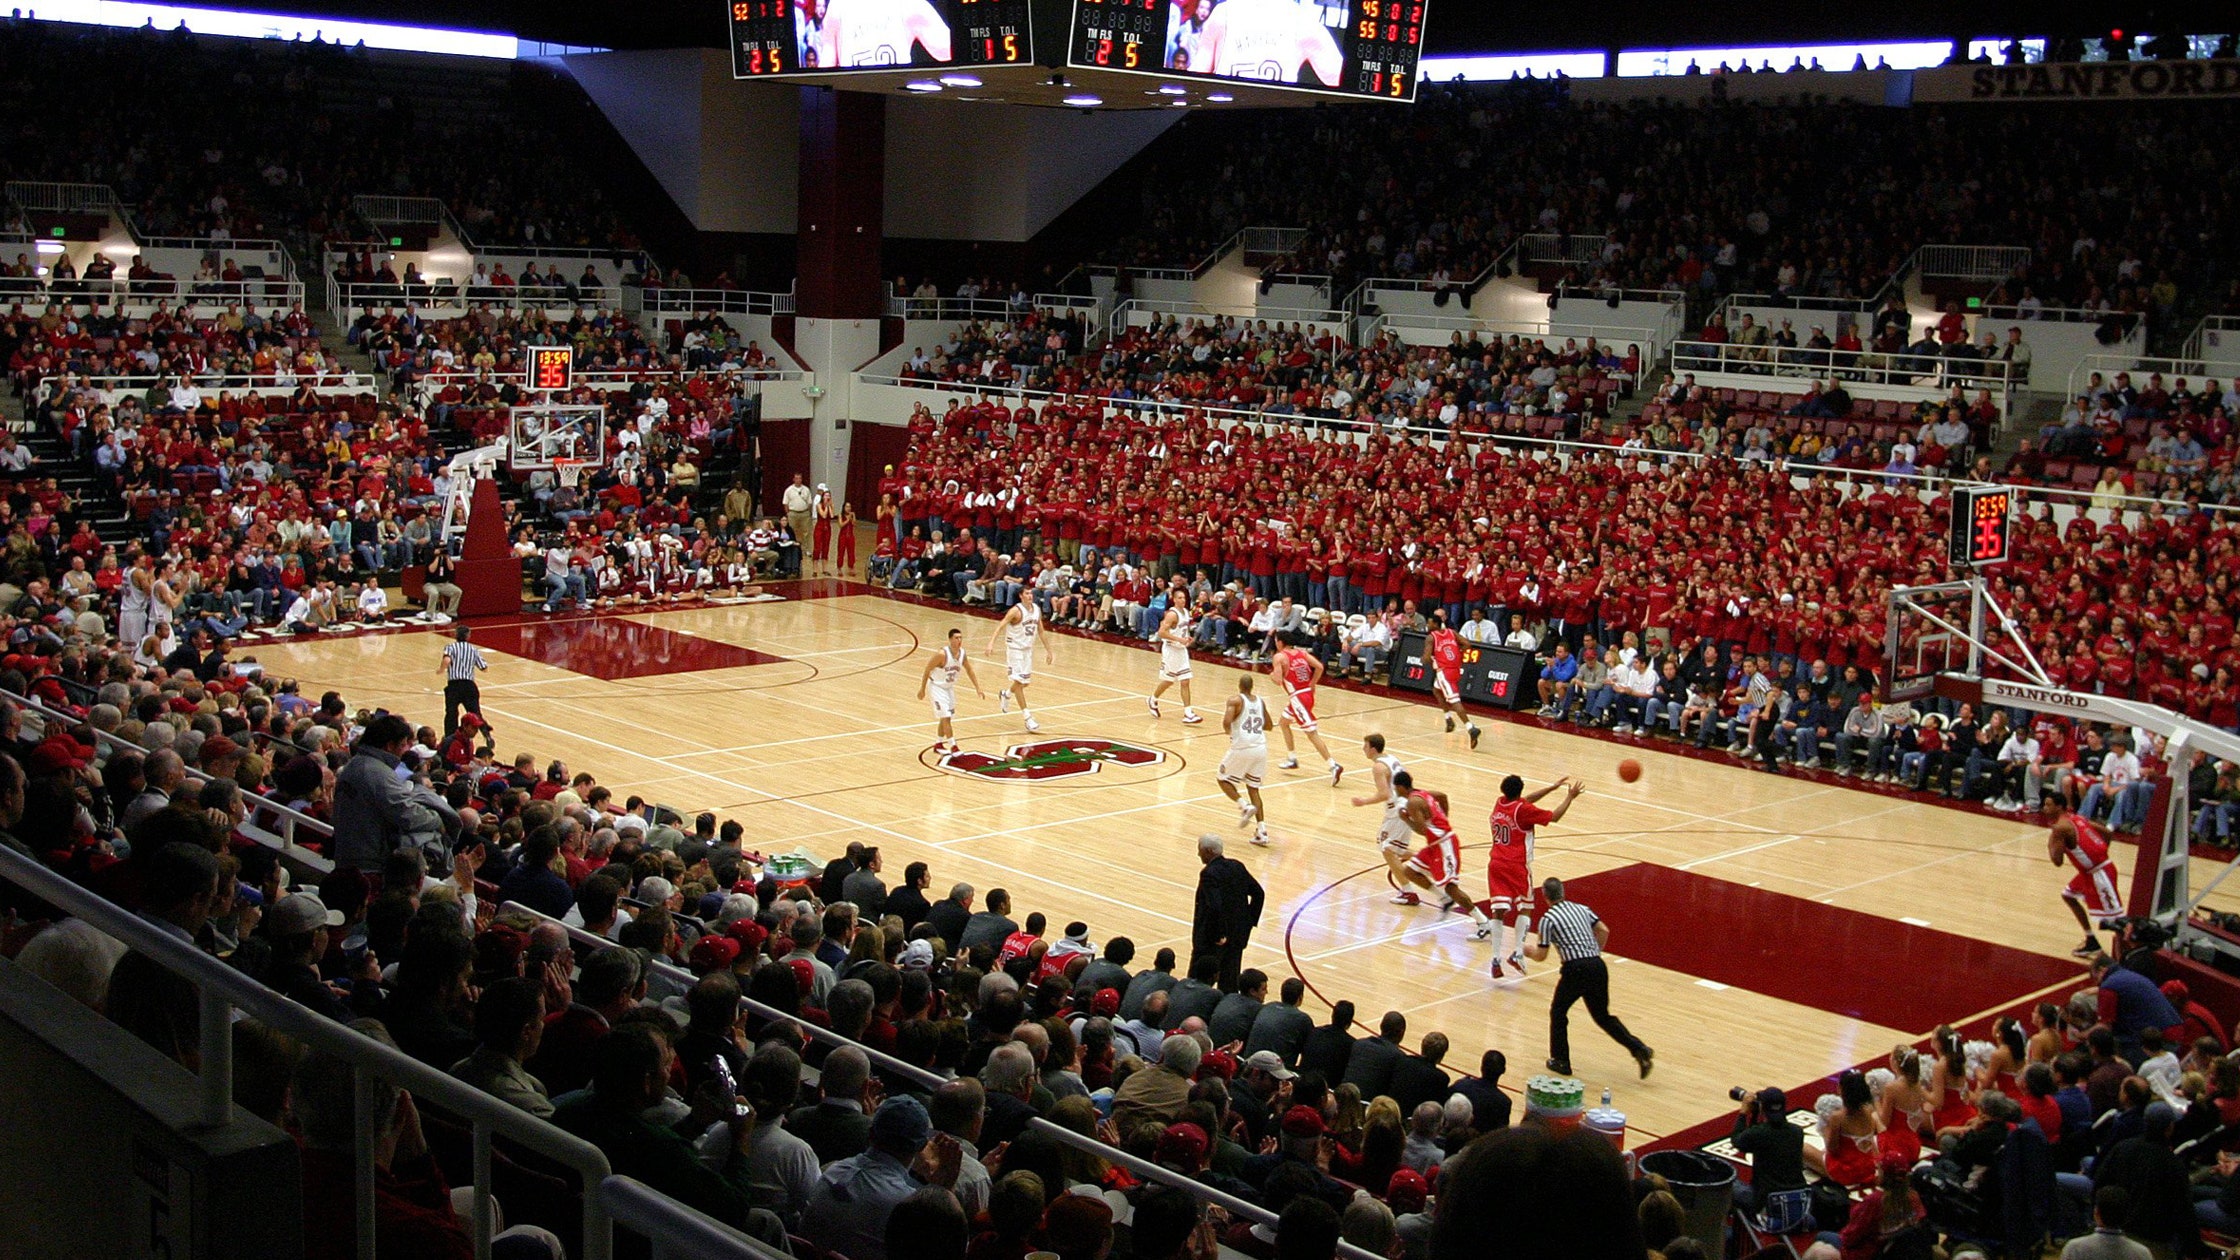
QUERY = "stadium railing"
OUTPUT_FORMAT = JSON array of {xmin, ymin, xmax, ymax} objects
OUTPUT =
[
  {"xmin": 880, "ymin": 294, "xmax": 1100, "ymax": 330},
  {"xmin": 1914, "ymin": 244, "xmax": 2033, "ymax": 285},
  {"xmin": 1370, "ymin": 308, "xmax": 1668, "ymax": 370},
  {"xmin": 412, "ymin": 366, "xmax": 806, "ymax": 394},
  {"xmin": 1110, "ymin": 297, "xmax": 1347, "ymax": 329},
  {"xmin": 636, "ymin": 288, "xmax": 797, "ymax": 317},
  {"xmin": 501, "ymin": 902, "xmax": 1388, "ymax": 1260},
  {"xmin": 3, "ymin": 179, "xmax": 119, "ymax": 215},
  {"xmin": 73, "ymin": 370, "xmax": 378, "ymax": 397},
  {"xmin": 2182, "ymin": 315, "xmax": 2240, "ymax": 368},
  {"xmin": 598, "ymin": 1177, "xmax": 786, "ymax": 1260},
  {"xmin": 0, "ymin": 846, "xmax": 622, "ymax": 1260},
  {"xmin": 1670, "ymin": 339, "xmax": 2016, "ymax": 397},
  {"xmin": 2065, "ymin": 351, "xmax": 2240, "ymax": 407},
  {"xmin": 332, "ymin": 282, "xmax": 627, "ymax": 315}
]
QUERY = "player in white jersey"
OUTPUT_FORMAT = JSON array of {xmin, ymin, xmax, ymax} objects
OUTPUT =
[
  {"xmin": 917, "ymin": 627, "xmax": 984, "ymax": 753},
  {"xmin": 1188, "ymin": 0, "xmax": 1342, "ymax": 86},
  {"xmin": 1148, "ymin": 599, "xmax": 1203, "ymax": 724},
  {"xmin": 806, "ymin": 0, "xmax": 951, "ymax": 68},
  {"xmin": 1216, "ymin": 675, "xmax": 1272, "ymax": 846},
  {"xmin": 990, "ymin": 586, "xmax": 1054, "ymax": 733},
  {"xmin": 1349, "ymin": 733, "xmax": 1422, "ymax": 902}
]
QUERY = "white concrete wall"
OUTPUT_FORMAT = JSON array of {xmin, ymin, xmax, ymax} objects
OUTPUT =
[
  {"xmin": 564, "ymin": 49, "xmax": 801, "ymax": 235},
  {"xmin": 883, "ymin": 98, "xmax": 1180, "ymax": 241}
]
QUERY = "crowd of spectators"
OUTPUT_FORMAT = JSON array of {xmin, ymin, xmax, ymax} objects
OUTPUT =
[
  {"xmin": 0, "ymin": 19, "xmax": 641, "ymax": 265},
  {"xmin": 1084, "ymin": 81, "xmax": 2240, "ymax": 351},
  {"xmin": 0, "ymin": 611, "xmax": 1685, "ymax": 1260},
  {"xmin": 900, "ymin": 318, "xmax": 1635, "ymax": 432}
]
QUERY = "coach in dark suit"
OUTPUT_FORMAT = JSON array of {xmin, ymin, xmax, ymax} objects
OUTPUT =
[{"xmin": 1190, "ymin": 833, "xmax": 1265, "ymax": 992}]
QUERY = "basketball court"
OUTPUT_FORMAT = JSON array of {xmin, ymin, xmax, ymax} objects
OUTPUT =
[{"xmin": 242, "ymin": 579, "xmax": 2240, "ymax": 1148}]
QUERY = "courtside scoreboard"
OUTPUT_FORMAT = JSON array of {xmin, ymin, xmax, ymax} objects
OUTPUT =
[
  {"xmin": 1948, "ymin": 485, "xmax": 2013, "ymax": 567},
  {"xmin": 1390, "ymin": 631, "xmax": 1535, "ymax": 709}
]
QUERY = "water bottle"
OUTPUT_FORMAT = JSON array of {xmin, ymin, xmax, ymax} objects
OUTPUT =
[{"xmin": 1601, "ymin": 1087, "xmax": 1612, "ymax": 1107}]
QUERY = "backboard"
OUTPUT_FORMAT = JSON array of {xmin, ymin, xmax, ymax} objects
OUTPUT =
[{"xmin": 507, "ymin": 404, "xmax": 606, "ymax": 472}]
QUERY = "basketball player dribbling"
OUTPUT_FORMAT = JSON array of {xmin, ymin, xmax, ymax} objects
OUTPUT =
[
  {"xmin": 1217, "ymin": 675, "xmax": 1272, "ymax": 847},
  {"xmin": 1486, "ymin": 774, "xmax": 1583, "ymax": 978},
  {"xmin": 1391, "ymin": 768, "xmax": 1494, "ymax": 938},
  {"xmin": 1426, "ymin": 610, "xmax": 1483, "ymax": 749},
  {"xmin": 991, "ymin": 587, "xmax": 1055, "ymax": 733},
  {"xmin": 2045, "ymin": 795, "xmax": 2123, "ymax": 957},
  {"xmin": 917, "ymin": 627, "xmax": 984, "ymax": 754},
  {"xmin": 1350, "ymin": 733, "xmax": 1423, "ymax": 902},
  {"xmin": 1271, "ymin": 633, "xmax": 1342, "ymax": 784},
  {"xmin": 1148, "ymin": 599, "xmax": 1203, "ymax": 724}
]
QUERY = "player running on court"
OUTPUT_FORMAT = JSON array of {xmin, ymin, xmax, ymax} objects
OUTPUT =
[
  {"xmin": 1349, "ymin": 733, "xmax": 1424, "ymax": 903},
  {"xmin": 2045, "ymin": 795, "xmax": 2123, "ymax": 957},
  {"xmin": 990, "ymin": 586, "xmax": 1055, "ymax": 734},
  {"xmin": 1425, "ymin": 611, "xmax": 1483, "ymax": 749},
  {"xmin": 916, "ymin": 627, "xmax": 984, "ymax": 754},
  {"xmin": 1148, "ymin": 599, "xmax": 1203, "ymax": 724},
  {"xmin": 1271, "ymin": 633, "xmax": 1342, "ymax": 785},
  {"xmin": 1217, "ymin": 675, "xmax": 1273, "ymax": 847},
  {"xmin": 1486, "ymin": 774, "xmax": 1583, "ymax": 978},
  {"xmin": 1390, "ymin": 768, "xmax": 1495, "ymax": 938}
]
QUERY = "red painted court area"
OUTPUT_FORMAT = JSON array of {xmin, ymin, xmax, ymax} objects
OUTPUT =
[
  {"xmin": 470, "ymin": 618, "xmax": 786, "ymax": 679},
  {"xmin": 1561, "ymin": 863, "xmax": 2082, "ymax": 1031}
]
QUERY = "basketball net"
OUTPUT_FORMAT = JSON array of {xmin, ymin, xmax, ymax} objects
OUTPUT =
[{"xmin": 554, "ymin": 459, "xmax": 585, "ymax": 490}]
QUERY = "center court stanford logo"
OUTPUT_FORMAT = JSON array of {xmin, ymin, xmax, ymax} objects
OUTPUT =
[{"xmin": 940, "ymin": 738, "xmax": 1167, "ymax": 781}]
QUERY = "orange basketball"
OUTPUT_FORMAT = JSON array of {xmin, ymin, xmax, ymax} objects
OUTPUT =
[{"xmin": 1617, "ymin": 759, "xmax": 1642, "ymax": 783}]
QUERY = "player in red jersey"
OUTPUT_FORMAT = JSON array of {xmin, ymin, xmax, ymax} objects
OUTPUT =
[
  {"xmin": 1391, "ymin": 769, "xmax": 1494, "ymax": 939},
  {"xmin": 2045, "ymin": 795, "xmax": 2123, "ymax": 957},
  {"xmin": 1425, "ymin": 610, "xmax": 1482, "ymax": 749},
  {"xmin": 1271, "ymin": 633, "xmax": 1343, "ymax": 785},
  {"xmin": 1485, "ymin": 774, "xmax": 1583, "ymax": 979}
]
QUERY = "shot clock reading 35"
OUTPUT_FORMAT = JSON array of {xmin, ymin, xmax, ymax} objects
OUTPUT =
[
  {"xmin": 1068, "ymin": 0, "xmax": 1426, "ymax": 99},
  {"xmin": 731, "ymin": 0, "xmax": 1033, "ymax": 76}
]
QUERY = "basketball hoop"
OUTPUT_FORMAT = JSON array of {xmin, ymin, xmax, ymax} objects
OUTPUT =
[{"xmin": 554, "ymin": 459, "xmax": 586, "ymax": 490}]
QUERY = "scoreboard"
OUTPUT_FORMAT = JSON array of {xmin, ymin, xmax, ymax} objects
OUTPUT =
[
  {"xmin": 731, "ymin": 0, "xmax": 1035, "ymax": 77},
  {"xmin": 526, "ymin": 346, "xmax": 572, "ymax": 393},
  {"xmin": 1389, "ymin": 632, "xmax": 1537, "ymax": 709},
  {"xmin": 1068, "ymin": 0, "xmax": 1426, "ymax": 100},
  {"xmin": 1948, "ymin": 485, "xmax": 2013, "ymax": 567}
]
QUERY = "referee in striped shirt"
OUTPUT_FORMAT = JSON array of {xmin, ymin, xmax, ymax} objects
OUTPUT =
[
  {"xmin": 1524, "ymin": 876, "xmax": 1654, "ymax": 1079},
  {"xmin": 441, "ymin": 625, "xmax": 489, "ymax": 738}
]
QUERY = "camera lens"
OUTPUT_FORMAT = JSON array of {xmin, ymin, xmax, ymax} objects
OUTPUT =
[{"xmin": 1730, "ymin": 1086, "xmax": 1750, "ymax": 1102}]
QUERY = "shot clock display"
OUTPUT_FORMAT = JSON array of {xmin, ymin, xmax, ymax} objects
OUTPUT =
[
  {"xmin": 730, "ymin": 0, "xmax": 1034, "ymax": 77},
  {"xmin": 1948, "ymin": 485, "xmax": 2013, "ymax": 567},
  {"xmin": 1389, "ymin": 632, "xmax": 1536, "ymax": 709},
  {"xmin": 1068, "ymin": 0, "xmax": 1426, "ymax": 100},
  {"xmin": 526, "ymin": 346, "xmax": 572, "ymax": 393}
]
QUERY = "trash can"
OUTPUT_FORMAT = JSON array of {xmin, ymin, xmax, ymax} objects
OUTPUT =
[{"xmin": 1638, "ymin": 1149, "xmax": 1736, "ymax": 1258}]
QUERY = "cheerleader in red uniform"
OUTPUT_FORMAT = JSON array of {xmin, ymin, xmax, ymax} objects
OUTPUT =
[
  {"xmin": 810, "ymin": 485, "xmax": 835, "ymax": 574},
  {"xmin": 1926, "ymin": 1025, "xmax": 1978, "ymax": 1138},
  {"xmin": 835, "ymin": 501, "xmax": 858, "ymax": 575},
  {"xmin": 1806, "ymin": 1070, "xmax": 1883, "ymax": 1188}
]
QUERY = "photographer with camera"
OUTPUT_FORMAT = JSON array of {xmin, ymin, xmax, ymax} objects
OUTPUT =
[{"xmin": 1730, "ymin": 1086, "xmax": 1808, "ymax": 1220}]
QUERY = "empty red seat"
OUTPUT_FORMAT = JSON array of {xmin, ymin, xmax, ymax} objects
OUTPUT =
[{"xmin": 2071, "ymin": 464, "xmax": 2099, "ymax": 488}]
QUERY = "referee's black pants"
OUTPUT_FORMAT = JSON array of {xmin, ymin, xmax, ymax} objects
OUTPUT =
[
  {"xmin": 444, "ymin": 678, "xmax": 482, "ymax": 737},
  {"xmin": 1550, "ymin": 956, "xmax": 1648, "ymax": 1068}
]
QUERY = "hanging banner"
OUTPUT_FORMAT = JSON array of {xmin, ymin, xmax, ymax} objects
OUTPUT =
[{"xmin": 1915, "ymin": 59, "xmax": 2240, "ymax": 102}]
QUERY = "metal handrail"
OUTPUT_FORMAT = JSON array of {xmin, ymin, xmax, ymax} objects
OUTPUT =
[
  {"xmin": 2064, "ymin": 353, "xmax": 2240, "ymax": 409},
  {"xmin": 1111, "ymin": 297, "xmax": 1346, "ymax": 328},
  {"xmin": 599, "ymin": 1177, "xmax": 787, "ymax": 1260},
  {"xmin": 882, "ymin": 294, "xmax": 1100, "ymax": 323},
  {"xmin": 639, "ymin": 289, "xmax": 797, "ymax": 318},
  {"xmin": 2183, "ymin": 315, "xmax": 2240, "ymax": 367},
  {"xmin": 1670, "ymin": 339, "xmax": 2016, "ymax": 397},
  {"xmin": 4, "ymin": 180, "xmax": 119, "ymax": 214},
  {"xmin": 1976, "ymin": 302, "xmax": 2139, "ymax": 328},
  {"xmin": 411, "ymin": 366, "xmax": 805, "ymax": 392},
  {"xmin": 0, "ymin": 847, "xmax": 617, "ymax": 1260},
  {"xmin": 334, "ymin": 283, "xmax": 626, "ymax": 313},
  {"xmin": 0, "ymin": 685, "xmax": 336, "ymax": 860},
  {"xmin": 72, "ymin": 370, "xmax": 377, "ymax": 394},
  {"xmin": 1914, "ymin": 244, "xmax": 2032, "ymax": 282},
  {"xmin": 504, "ymin": 904, "xmax": 1383, "ymax": 1260},
  {"xmin": 0, "ymin": 278, "xmax": 307, "ymax": 306}
]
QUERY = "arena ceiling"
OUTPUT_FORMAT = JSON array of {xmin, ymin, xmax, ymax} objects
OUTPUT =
[{"xmin": 216, "ymin": 0, "xmax": 2236, "ymax": 57}]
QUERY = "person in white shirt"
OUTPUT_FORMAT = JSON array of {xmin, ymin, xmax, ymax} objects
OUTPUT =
[
  {"xmin": 1990, "ymin": 728, "xmax": 2041, "ymax": 812},
  {"xmin": 2082, "ymin": 735, "xmax": 2148, "ymax": 831},
  {"xmin": 2136, "ymin": 1027, "xmax": 2184, "ymax": 1107},
  {"xmin": 356, "ymin": 581, "xmax": 390, "ymax": 624},
  {"xmin": 1609, "ymin": 656, "xmax": 1657, "ymax": 734},
  {"xmin": 168, "ymin": 379, "xmax": 202, "ymax": 413},
  {"xmin": 1459, "ymin": 612, "xmax": 1495, "ymax": 646},
  {"xmin": 1502, "ymin": 614, "xmax": 1540, "ymax": 651},
  {"xmin": 1340, "ymin": 615, "xmax": 1392, "ymax": 679}
]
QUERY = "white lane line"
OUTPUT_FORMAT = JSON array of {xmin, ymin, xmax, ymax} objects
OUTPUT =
[{"xmin": 1678, "ymin": 835, "xmax": 1801, "ymax": 871}]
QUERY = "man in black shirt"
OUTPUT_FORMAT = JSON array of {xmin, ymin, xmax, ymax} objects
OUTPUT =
[
  {"xmin": 924, "ymin": 881, "xmax": 974, "ymax": 949},
  {"xmin": 885, "ymin": 861, "xmax": 934, "ymax": 930},
  {"xmin": 1730, "ymin": 1088, "xmax": 1805, "ymax": 1214},
  {"xmin": 1299, "ymin": 1000, "xmax": 1357, "ymax": 1083},
  {"xmin": 1452, "ymin": 1049, "xmax": 1511, "ymax": 1134}
]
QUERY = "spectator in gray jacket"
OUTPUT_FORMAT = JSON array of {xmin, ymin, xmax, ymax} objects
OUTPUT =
[
  {"xmin": 1342, "ymin": 1010, "xmax": 1408, "ymax": 1099},
  {"xmin": 333, "ymin": 714, "xmax": 460, "ymax": 871}
]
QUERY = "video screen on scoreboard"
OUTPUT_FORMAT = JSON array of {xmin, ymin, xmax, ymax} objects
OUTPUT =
[
  {"xmin": 1068, "ymin": 0, "xmax": 1425, "ymax": 100},
  {"xmin": 730, "ymin": 0, "xmax": 1033, "ymax": 77}
]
